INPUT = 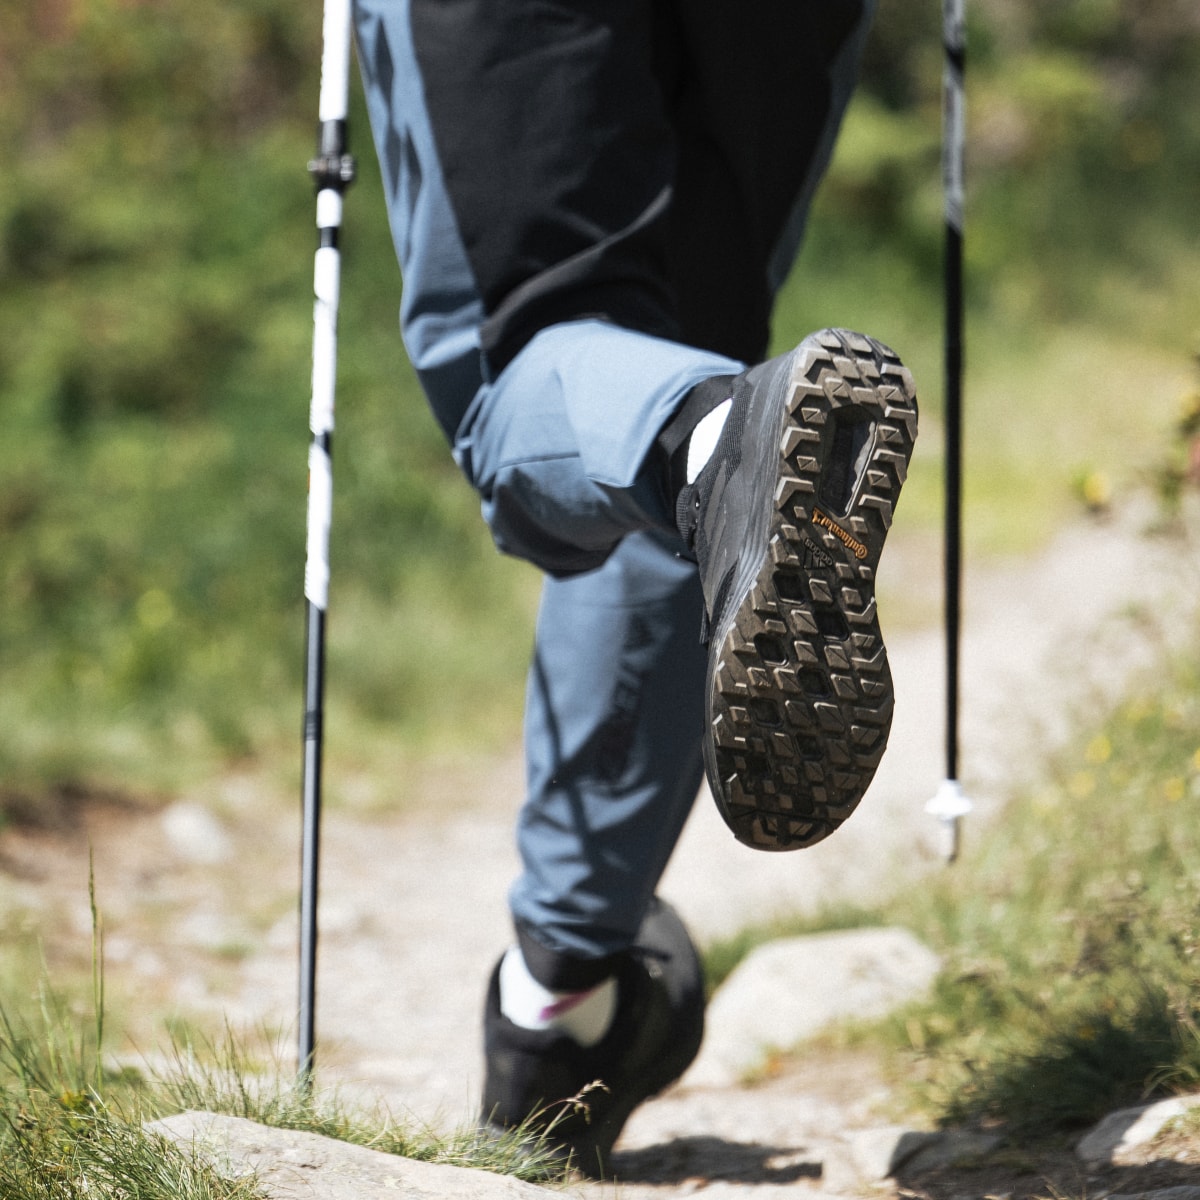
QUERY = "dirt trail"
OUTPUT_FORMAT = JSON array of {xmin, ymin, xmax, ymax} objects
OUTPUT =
[{"xmin": 3, "ymin": 500, "xmax": 1197, "ymax": 1198}]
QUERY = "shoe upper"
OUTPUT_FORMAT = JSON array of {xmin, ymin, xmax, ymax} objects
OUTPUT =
[
  {"xmin": 676, "ymin": 354, "xmax": 792, "ymax": 642},
  {"xmin": 480, "ymin": 897, "xmax": 704, "ymax": 1177}
]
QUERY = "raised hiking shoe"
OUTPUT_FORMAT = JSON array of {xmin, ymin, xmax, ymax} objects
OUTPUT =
[
  {"xmin": 480, "ymin": 897, "xmax": 705, "ymax": 1179},
  {"xmin": 677, "ymin": 328, "xmax": 918, "ymax": 852}
]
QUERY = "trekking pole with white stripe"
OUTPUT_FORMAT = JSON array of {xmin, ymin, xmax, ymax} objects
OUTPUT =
[
  {"xmin": 299, "ymin": 0, "xmax": 355, "ymax": 1087},
  {"xmin": 926, "ymin": 0, "xmax": 973, "ymax": 863}
]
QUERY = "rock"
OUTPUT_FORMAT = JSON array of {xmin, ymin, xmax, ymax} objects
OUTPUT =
[
  {"xmin": 847, "ymin": 1126, "xmax": 940, "ymax": 1180},
  {"xmin": 900, "ymin": 1129, "xmax": 1003, "ymax": 1174},
  {"xmin": 1076, "ymin": 1094, "xmax": 1200, "ymax": 1167},
  {"xmin": 161, "ymin": 802, "xmax": 232, "ymax": 866},
  {"xmin": 1108, "ymin": 1188, "xmax": 1200, "ymax": 1200},
  {"xmin": 146, "ymin": 1111, "xmax": 556, "ymax": 1200},
  {"xmin": 846, "ymin": 1126, "xmax": 1001, "ymax": 1182},
  {"xmin": 684, "ymin": 928, "xmax": 941, "ymax": 1088}
]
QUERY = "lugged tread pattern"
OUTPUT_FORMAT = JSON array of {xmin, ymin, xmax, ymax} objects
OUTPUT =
[{"xmin": 706, "ymin": 329, "xmax": 917, "ymax": 851}]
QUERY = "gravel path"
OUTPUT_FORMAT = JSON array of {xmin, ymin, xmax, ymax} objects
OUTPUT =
[
  {"xmin": 4, "ymin": 500, "xmax": 1196, "ymax": 1197},
  {"xmin": 226, "ymin": 505, "xmax": 1194, "ymax": 1146}
]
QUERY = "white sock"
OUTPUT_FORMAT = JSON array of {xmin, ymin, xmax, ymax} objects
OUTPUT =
[
  {"xmin": 498, "ymin": 946, "xmax": 617, "ymax": 1048},
  {"xmin": 685, "ymin": 397, "xmax": 733, "ymax": 484}
]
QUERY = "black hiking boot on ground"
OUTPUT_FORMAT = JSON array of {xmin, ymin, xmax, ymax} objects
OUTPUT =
[
  {"xmin": 480, "ymin": 897, "xmax": 705, "ymax": 1179},
  {"xmin": 677, "ymin": 328, "xmax": 918, "ymax": 852}
]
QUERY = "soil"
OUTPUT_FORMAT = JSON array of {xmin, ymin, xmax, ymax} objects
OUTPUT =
[{"xmin": 4, "ymin": 501, "xmax": 1200, "ymax": 1199}]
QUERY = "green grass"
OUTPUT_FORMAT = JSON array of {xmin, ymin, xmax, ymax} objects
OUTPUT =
[
  {"xmin": 0, "ymin": 861, "xmax": 568, "ymax": 1196},
  {"xmin": 891, "ymin": 652, "xmax": 1200, "ymax": 1132},
  {"xmin": 0, "ymin": 980, "xmax": 569, "ymax": 1199},
  {"xmin": 0, "ymin": 868, "xmax": 260, "ymax": 1199},
  {"xmin": 149, "ymin": 1030, "xmax": 570, "ymax": 1182}
]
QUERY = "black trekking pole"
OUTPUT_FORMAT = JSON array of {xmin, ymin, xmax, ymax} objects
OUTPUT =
[
  {"xmin": 299, "ymin": 0, "xmax": 355, "ymax": 1088},
  {"xmin": 926, "ymin": 0, "xmax": 972, "ymax": 862}
]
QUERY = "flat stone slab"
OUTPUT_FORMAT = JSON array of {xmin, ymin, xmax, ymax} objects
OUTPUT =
[
  {"xmin": 1108, "ymin": 1185, "xmax": 1200, "ymax": 1195},
  {"xmin": 1109, "ymin": 1188, "xmax": 1200, "ymax": 1200},
  {"xmin": 847, "ymin": 1125, "xmax": 1002, "ymax": 1181},
  {"xmin": 1077, "ymin": 1094, "xmax": 1200, "ymax": 1166},
  {"xmin": 684, "ymin": 928, "xmax": 941, "ymax": 1088},
  {"xmin": 146, "ymin": 1111, "xmax": 555, "ymax": 1200}
]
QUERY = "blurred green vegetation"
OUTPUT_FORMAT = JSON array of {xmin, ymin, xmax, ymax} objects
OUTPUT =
[{"xmin": 1, "ymin": 0, "xmax": 1198, "ymax": 802}]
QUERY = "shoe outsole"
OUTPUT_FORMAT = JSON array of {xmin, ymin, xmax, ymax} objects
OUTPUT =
[{"xmin": 705, "ymin": 329, "xmax": 918, "ymax": 851}]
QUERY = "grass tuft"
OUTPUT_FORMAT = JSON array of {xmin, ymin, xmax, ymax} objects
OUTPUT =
[
  {"xmin": 150, "ymin": 1025, "xmax": 570, "ymax": 1181},
  {"xmin": 0, "ymin": 986, "xmax": 571, "ymax": 1199},
  {"xmin": 864, "ymin": 611, "xmax": 1200, "ymax": 1135},
  {"xmin": 0, "ymin": 881, "xmax": 571, "ymax": 1197},
  {"xmin": 701, "ymin": 575, "xmax": 1200, "ymax": 1140}
]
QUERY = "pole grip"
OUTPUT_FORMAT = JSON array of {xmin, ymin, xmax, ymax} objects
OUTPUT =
[{"xmin": 942, "ymin": 0, "xmax": 966, "ymax": 236}]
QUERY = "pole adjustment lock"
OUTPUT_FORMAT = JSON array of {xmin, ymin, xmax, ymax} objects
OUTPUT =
[
  {"xmin": 308, "ymin": 118, "xmax": 357, "ymax": 191},
  {"xmin": 308, "ymin": 152, "xmax": 357, "ymax": 191}
]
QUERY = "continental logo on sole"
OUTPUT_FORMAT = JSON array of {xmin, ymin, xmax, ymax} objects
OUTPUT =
[{"xmin": 811, "ymin": 507, "xmax": 869, "ymax": 560}]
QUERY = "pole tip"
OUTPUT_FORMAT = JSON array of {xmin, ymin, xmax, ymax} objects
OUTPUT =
[{"xmin": 925, "ymin": 779, "xmax": 973, "ymax": 864}]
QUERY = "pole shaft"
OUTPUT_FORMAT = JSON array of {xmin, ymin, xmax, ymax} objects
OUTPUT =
[
  {"xmin": 944, "ymin": 229, "xmax": 962, "ymax": 782},
  {"xmin": 942, "ymin": 0, "xmax": 966, "ymax": 787},
  {"xmin": 298, "ymin": 601, "xmax": 325, "ymax": 1081},
  {"xmin": 299, "ymin": 0, "xmax": 354, "ymax": 1087}
]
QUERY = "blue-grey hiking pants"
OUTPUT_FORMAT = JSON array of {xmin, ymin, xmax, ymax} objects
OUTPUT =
[{"xmin": 352, "ymin": 0, "xmax": 875, "ymax": 986}]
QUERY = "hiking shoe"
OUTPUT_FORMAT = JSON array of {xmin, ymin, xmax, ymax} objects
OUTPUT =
[
  {"xmin": 677, "ymin": 329, "xmax": 918, "ymax": 851},
  {"xmin": 480, "ymin": 897, "xmax": 705, "ymax": 1179}
]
